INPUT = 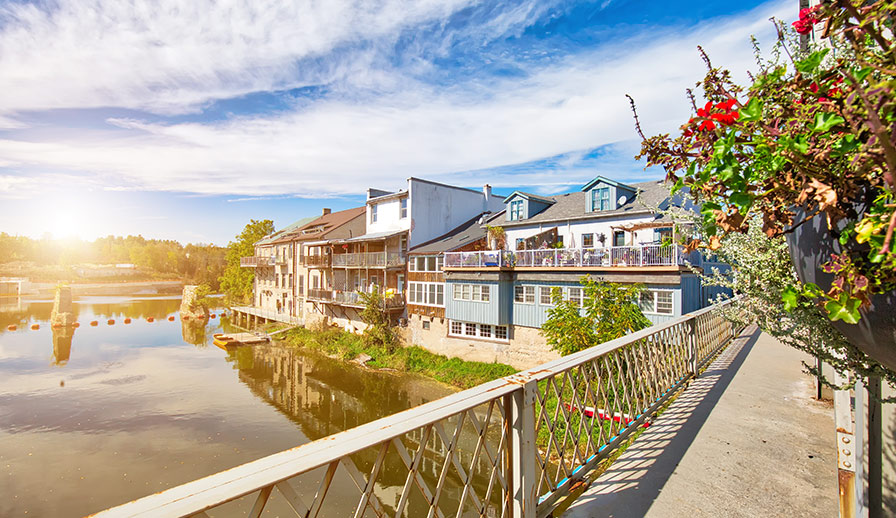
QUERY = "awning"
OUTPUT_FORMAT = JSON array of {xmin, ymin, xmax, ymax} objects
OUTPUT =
[{"xmin": 334, "ymin": 229, "xmax": 407, "ymax": 244}]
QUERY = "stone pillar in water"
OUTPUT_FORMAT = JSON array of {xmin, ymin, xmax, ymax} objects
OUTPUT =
[
  {"xmin": 50, "ymin": 285, "xmax": 75, "ymax": 327},
  {"xmin": 179, "ymin": 285, "xmax": 210, "ymax": 319}
]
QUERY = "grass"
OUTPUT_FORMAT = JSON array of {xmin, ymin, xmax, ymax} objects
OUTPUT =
[{"xmin": 280, "ymin": 326, "xmax": 517, "ymax": 389}]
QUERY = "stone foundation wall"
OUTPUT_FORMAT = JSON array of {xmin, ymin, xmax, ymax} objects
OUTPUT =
[{"xmin": 401, "ymin": 314, "xmax": 558, "ymax": 370}]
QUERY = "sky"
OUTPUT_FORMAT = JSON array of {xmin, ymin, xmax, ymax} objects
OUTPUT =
[{"xmin": 0, "ymin": 0, "xmax": 795, "ymax": 245}]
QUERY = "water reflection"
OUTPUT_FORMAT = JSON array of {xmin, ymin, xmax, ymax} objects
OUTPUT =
[
  {"xmin": 51, "ymin": 325, "xmax": 74, "ymax": 365},
  {"xmin": 0, "ymin": 294, "xmax": 462, "ymax": 517}
]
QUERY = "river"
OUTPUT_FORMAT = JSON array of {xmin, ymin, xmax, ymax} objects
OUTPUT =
[{"xmin": 0, "ymin": 293, "xmax": 459, "ymax": 517}]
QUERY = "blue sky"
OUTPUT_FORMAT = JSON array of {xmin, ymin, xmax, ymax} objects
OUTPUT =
[{"xmin": 0, "ymin": 0, "xmax": 793, "ymax": 245}]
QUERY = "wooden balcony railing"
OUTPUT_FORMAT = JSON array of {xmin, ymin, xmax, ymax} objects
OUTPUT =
[{"xmin": 240, "ymin": 256, "xmax": 275, "ymax": 267}]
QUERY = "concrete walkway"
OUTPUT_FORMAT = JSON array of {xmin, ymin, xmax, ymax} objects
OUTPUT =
[{"xmin": 562, "ymin": 325, "xmax": 837, "ymax": 518}]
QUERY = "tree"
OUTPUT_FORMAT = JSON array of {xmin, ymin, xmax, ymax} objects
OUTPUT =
[
  {"xmin": 219, "ymin": 219, "xmax": 275, "ymax": 303},
  {"xmin": 358, "ymin": 285, "xmax": 397, "ymax": 351},
  {"xmin": 542, "ymin": 276, "xmax": 652, "ymax": 356}
]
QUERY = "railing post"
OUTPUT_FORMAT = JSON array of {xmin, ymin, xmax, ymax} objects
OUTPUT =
[
  {"xmin": 511, "ymin": 379, "xmax": 537, "ymax": 518},
  {"xmin": 688, "ymin": 318, "xmax": 699, "ymax": 377}
]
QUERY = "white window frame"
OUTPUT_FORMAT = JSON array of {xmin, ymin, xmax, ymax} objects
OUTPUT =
[
  {"xmin": 639, "ymin": 289, "xmax": 675, "ymax": 315},
  {"xmin": 509, "ymin": 200, "xmax": 523, "ymax": 221},
  {"xmin": 408, "ymin": 281, "xmax": 444, "ymax": 307},
  {"xmin": 452, "ymin": 283, "xmax": 490, "ymax": 303},
  {"xmin": 448, "ymin": 320, "xmax": 509, "ymax": 342},
  {"xmin": 582, "ymin": 233, "xmax": 594, "ymax": 248},
  {"xmin": 400, "ymin": 198, "xmax": 408, "ymax": 219},
  {"xmin": 514, "ymin": 285, "xmax": 535, "ymax": 304},
  {"xmin": 370, "ymin": 204, "xmax": 378, "ymax": 223}
]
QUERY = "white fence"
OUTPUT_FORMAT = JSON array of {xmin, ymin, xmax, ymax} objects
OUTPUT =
[
  {"xmin": 445, "ymin": 244, "xmax": 687, "ymax": 269},
  {"xmin": 93, "ymin": 298, "xmax": 744, "ymax": 518}
]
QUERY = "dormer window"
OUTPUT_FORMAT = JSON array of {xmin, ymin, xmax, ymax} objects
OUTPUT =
[
  {"xmin": 591, "ymin": 187, "xmax": 610, "ymax": 211},
  {"xmin": 509, "ymin": 200, "xmax": 523, "ymax": 221}
]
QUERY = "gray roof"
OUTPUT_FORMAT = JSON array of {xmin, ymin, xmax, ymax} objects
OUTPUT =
[
  {"xmin": 503, "ymin": 191, "xmax": 556, "ymax": 205},
  {"xmin": 409, "ymin": 214, "xmax": 490, "ymax": 255},
  {"xmin": 256, "ymin": 217, "xmax": 316, "ymax": 245},
  {"xmin": 498, "ymin": 180, "xmax": 673, "ymax": 228},
  {"xmin": 337, "ymin": 229, "xmax": 406, "ymax": 243}
]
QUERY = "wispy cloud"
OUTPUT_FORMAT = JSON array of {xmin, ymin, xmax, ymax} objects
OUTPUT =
[{"xmin": 0, "ymin": 0, "xmax": 790, "ymax": 200}]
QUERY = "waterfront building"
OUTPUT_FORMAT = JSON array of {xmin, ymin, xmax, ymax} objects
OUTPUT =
[
  {"xmin": 303, "ymin": 177, "xmax": 503, "ymax": 332},
  {"xmin": 407, "ymin": 176, "xmax": 729, "ymax": 368},
  {"xmin": 241, "ymin": 207, "xmax": 366, "ymax": 321}
]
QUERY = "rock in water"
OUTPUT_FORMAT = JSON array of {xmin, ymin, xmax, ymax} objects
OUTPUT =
[
  {"xmin": 50, "ymin": 285, "xmax": 75, "ymax": 327},
  {"xmin": 179, "ymin": 285, "xmax": 210, "ymax": 320}
]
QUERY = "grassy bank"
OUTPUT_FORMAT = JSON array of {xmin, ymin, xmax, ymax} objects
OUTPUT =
[{"xmin": 281, "ymin": 327, "xmax": 517, "ymax": 389}]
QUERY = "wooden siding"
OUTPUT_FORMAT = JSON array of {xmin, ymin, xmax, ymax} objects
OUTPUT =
[
  {"xmin": 406, "ymin": 303, "xmax": 445, "ymax": 319},
  {"xmin": 408, "ymin": 271, "xmax": 444, "ymax": 283}
]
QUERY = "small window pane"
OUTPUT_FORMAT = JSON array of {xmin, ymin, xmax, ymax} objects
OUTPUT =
[
  {"xmin": 436, "ymin": 285, "xmax": 444, "ymax": 306},
  {"xmin": 568, "ymin": 287, "xmax": 583, "ymax": 307},
  {"xmin": 540, "ymin": 287, "xmax": 552, "ymax": 305},
  {"xmin": 480, "ymin": 324, "xmax": 492, "ymax": 338},
  {"xmin": 582, "ymin": 234, "xmax": 594, "ymax": 248},
  {"xmin": 481, "ymin": 285, "xmax": 490, "ymax": 302},
  {"xmin": 451, "ymin": 321, "xmax": 462, "ymax": 334},
  {"xmin": 656, "ymin": 291, "xmax": 673, "ymax": 314},
  {"xmin": 514, "ymin": 286, "xmax": 524, "ymax": 303},
  {"xmin": 454, "ymin": 284, "xmax": 462, "ymax": 300},
  {"xmin": 428, "ymin": 284, "xmax": 437, "ymax": 304},
  {"xmin": 524, "ymin": 286, "xmax": 535, "ymax": 304},
  {"xmin": 462, "ymin": 285, "xmax": 471, "ymax": 300},
  {"xmin": 495, "ymin": 326, "xmax": 508, "ymax": 340},
  {"xmin": 465, "ymin": 323, "xmax": 476, "ymax": 336},
  {"xmin": 639, "ymin": 291, "xmax": 655, "ymax": 313},
  {"xmin": 426, "ymin": 257, "xmax": 436, "ymax": 271}
]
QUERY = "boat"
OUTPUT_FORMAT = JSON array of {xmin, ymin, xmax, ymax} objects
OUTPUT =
[{"xmin": 213, "ymin": 333, "xmax": 239, "ymax": 348}]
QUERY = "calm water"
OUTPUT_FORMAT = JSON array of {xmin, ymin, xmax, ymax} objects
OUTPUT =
[{"xmin": 0, "ymin": 294, "xmax": 456, "ymax": 517}]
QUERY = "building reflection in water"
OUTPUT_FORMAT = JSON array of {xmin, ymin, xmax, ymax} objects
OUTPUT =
[
  {"xmin": 229, "ymin": 343, "xmax": 505, "ymax": 516},
  {"xmin": 52, "ymin": 325, "xmax": 75, "ymax": 365}
]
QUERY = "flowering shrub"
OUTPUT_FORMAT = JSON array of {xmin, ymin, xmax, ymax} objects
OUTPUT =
[{"xmin": 631, "ymin": 0, "xmax": 896, "ymax": 325}]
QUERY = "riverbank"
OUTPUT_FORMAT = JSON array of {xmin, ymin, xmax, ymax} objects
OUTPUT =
[{"xmin": 280, "ymin": 327, "xmax": 517, "ymax": 389}]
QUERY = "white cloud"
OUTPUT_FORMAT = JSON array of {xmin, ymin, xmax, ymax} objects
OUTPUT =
[{"xmin": 0, "ymin": 0, "xmax": 792, "ymax": 197}]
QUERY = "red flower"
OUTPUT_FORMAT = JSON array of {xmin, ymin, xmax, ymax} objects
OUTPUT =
[
  {"xmin": 792, "ymin": 6, "xmax": 820, "ymax": 34},
  {"xmin": 698, "ymin": 119, "xmax": 716, "ymax": 131}
]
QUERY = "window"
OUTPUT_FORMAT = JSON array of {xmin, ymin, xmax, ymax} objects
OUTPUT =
[
  {"xmin": 452, "ymin": 283, "xmax": 489, "ymax": 302},
  {"xmin": 639, "ymin": 290, "xmax": 674, "ymax": 315},
  {"xmin": 370, "ymin": 204, "xmax": 378, "ymax": 223},
  {"xmin": 582, "ymin": 233, "xmax": 594, "ymax": 248},
  {"xmin": 540, "ymin": 286, "xmax": 554, "ymax": 305},
  {"xmin": 515, "ymin": 238, "xmax": 525, "ymax": 250},
  {"xmin": 426, "ymin": 256, "xmax": 436, "ymax": 271},
  {"xmin": 591, "ymin": 187, "xmax": 610, "ymax": 211},
  {"xmin": 656, "ymin": 291, "xmax": 674, "ymax": 314},
  {"xmin": 400, "ymin": 198, "xmax": 408, "ymax": 219},
  {"xmin": 567, "ymin": 287, "xmax": 583, "ymax": 307},
  {"xmin": 409, "ymin": 282, "xmax": 445, "ymax": 306},
  {"xmin": 514, "ymin": 285, "xmax": 535, "ymax": 304},
  {"xmin": 411, "ymin": 256, "xmax": 440, "ymax": 272},
  {"xmin": 451, "ymin": 321, "xmax": 463, "ymax": 334},
  {"xmin": 448, "ymin": 321, "xmax": 509, "ymax": 341},
  {"xmin": 509, "ymin": 200, "xmax": 524, "ymax": 221},
  {"xmin": 613, "ymin": 230, "xmax": 626, "ymax": 247},
  {"xmin": 422, "ymin": 320, "xmax": 430, "ymax": 330}
]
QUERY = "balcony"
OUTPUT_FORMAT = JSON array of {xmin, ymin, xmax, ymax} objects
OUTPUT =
[
  {"xmin": 302, "ymin": 254, "xmax": 331, "ymax": 268},
  {"xmin": 240, "ymin": 256, "xmax": 275, "ymax": 267},
  {"xmin": 331, "ymin": 252, "xmax": 406, "ymax": 268},
  {"xmin": 444, "ymin": 244, "xmax": 693, "ymax": 269},
  {"xmin": 307, "ymin": 288, "xmax": 405, "ymax": 309}
]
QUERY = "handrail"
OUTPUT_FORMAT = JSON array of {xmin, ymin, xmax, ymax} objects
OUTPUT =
[
  {"xmin": 444, "ymin": 244, "xmax": 688, "ymax": 269},
  {"xmin": 92, "ymin": 296, "xmax": 745, "ymax": 518}
]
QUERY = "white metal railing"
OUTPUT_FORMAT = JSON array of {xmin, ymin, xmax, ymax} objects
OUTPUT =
[
  {"xmin": 307, "ymin": 288, "xmax": 405, "ymax": 309},
  {"xmin": 92, "ymin": 298, "xmax": 745, "ymax": 518},
  {"xmin": 240, "ymin": 256, "xmax": 276, "ymax": 267},
  {"xmin": 444, "ymin": 244, "xmax": 686, "ymax": 269},
  {"xmin": 332, "ymin": 252, "xmax": 406, "ymax": 268}
]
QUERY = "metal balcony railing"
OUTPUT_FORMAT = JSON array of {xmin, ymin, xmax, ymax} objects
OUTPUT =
[
  {"xmin": 92, "ymin": 298, "xmax": 745, "ymax": 518},
  {"xmin": 332, "ymin": 252, "xmax": 406, "ymax": 268},
  {"xmin": 239, "ymin": 256, "xmax": 275, "ymax": 267},
  {"xmin": 444, "ymin": 244, "xmax": 688, "ymax": 269}
]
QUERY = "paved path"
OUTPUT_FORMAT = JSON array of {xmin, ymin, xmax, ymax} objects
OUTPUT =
[{"xmin": 562, "ymin": 325, "xmax": 837, "ymax": 518}]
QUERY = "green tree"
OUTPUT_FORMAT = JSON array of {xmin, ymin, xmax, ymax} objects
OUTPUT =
[
  {"xmin": 358, "ymin": 285, "xmax": 397, "ymax": 351},
  {"xmin": 542, "ymin": 276, "xmax": 651, "ymax": 356},
  {"xmin": 219, "ymin": 219, "xmax": 275, "ymax": 303}
]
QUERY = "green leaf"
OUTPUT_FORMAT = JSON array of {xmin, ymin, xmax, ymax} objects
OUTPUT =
[
  {"xmin": 813, "ymin": 112, "xmax": 846, "ymax": 133},
  {"xmin": 802, "ymin": 283, "xmax": 824, "ymax": 298},
  {"xmin": 825, "ymin": 296, "xmax": 862, "ymax": 324},
  {"xmin": 739, "ymin": 97, "xmax": 762, "ymax": 122},
  {"xmin": 832, "ymin": 135, "xmax": 860, "ymax": 155},
  {"xmin": 729, "ymin": 192, "xmax": 753, "ymax": 209},
  {"xmin": 795, "ymin": 49, "xmax": 830, "ymax": 74},
  {"xmin": 854, "ymin": 67, "xmax": 873, "ymax": 82},
  {"xmin": 782, "ymin": 286, "xmax": 800, "ymax": 311}
]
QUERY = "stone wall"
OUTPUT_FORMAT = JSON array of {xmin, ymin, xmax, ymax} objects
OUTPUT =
[
  {"xmin": 179, "ymin": 285, "xmax": 209, "ymax": 319},
  {"xmin": 401, "ymin": 315, "xmax": 558, "ymax": 370},
  {"xmin": 50, "ymin": 285, "xmax": 75, "ymax": 327}
]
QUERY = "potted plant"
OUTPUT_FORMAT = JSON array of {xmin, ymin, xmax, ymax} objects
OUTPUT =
[{"xmin": 631, "ymin": 1, "xmax": 896, "ymax": 370}]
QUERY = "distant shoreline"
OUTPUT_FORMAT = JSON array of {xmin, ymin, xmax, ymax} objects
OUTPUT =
[{"xmin": 27, "ymin": 280, "xmax": 185, "ymax": 296}]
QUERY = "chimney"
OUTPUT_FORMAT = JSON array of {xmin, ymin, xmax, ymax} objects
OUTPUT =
[
  {"xmin": 322, "ymin": 208, "xmax": 331, "ymax": 216},
  {"xmin": 483, "ymin": 184, "xmax": 492, "ymax": 199}
]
